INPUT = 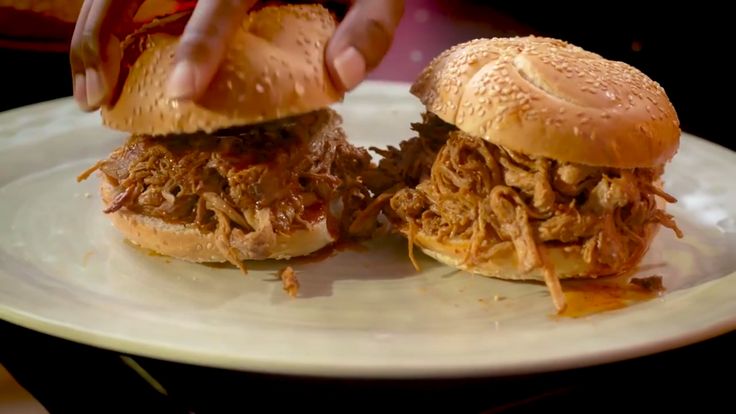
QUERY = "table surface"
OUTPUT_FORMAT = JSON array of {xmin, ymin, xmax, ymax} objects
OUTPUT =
[{"xmin": 1, "ymin": 1, "xmax": 734, "ymax": 412}]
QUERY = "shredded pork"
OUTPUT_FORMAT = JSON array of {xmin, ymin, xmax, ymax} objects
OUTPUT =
[
  {"xmin": 79, "ymin": 109, "xmax": 375, "ymax": 270},
  {"xmin": 279, "ymin": 266, "xmax": 300, "ymax": 298},
  {"xmin": 367, "ymin": 112, "xmax": 683, "ymax": 312},
  {"xmin": 629, "ymin": 275, "xmax": 664, "ymax": 292}
]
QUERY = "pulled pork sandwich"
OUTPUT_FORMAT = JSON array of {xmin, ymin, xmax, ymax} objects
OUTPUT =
[
  {"xmin": 79, "ymin": 4, "xmax": 375, "ymax": 272},
  {"xmin": 367, "ymin": 36, "xmax": 683, "ymax": 312}
]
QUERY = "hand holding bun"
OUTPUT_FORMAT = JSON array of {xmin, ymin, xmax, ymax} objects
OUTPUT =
[
  {"xmin": 78, "ymin": 4, "xmax": 380, "ymax": 272},
  {"xmin": 101, "ymin": 4, "xmax": 344, "ymax": 136},
  {"xmin": 69, "ymin": 0, "xmax": 405, "ymax": 112}
]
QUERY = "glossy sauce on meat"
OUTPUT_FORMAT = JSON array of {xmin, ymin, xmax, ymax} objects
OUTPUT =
[
  {"xmin": 79, "ymin": 109, "xmax": 377, "ymax": 271},
  {"xmin": 373, "ymin": 112, "xmax": 682, "ymax": 277}
]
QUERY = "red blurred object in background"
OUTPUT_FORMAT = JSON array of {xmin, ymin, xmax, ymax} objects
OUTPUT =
[
  {"xmin": 369, "ymin": 0, "xmax": 533, "ymax": 83},
  {"xmin": 0, "ymin": 0, "xmax": 82, "ymax": 51},
  {"xmin": 0, "ymin": 0, "xmax": 532, "ymax": 82},
  {"xmin": 0, "ymin": 0, "xmax": 191, "ymax": 52}
]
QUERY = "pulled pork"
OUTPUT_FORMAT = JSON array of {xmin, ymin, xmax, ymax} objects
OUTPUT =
[
  {"xmin": 79, "ymin": 109, "xmax": 375, "ymax": 270},
  {"xmin": 367, "ymin": 112, "xmax": 683, "ymax": 311},
  {"xmin": 279, "ymin": 266, "xmax": 300, "ymax": 298}
]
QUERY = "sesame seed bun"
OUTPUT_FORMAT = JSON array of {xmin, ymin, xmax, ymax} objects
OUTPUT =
[
  {"xmin": 390, "ymin": 36, "xmax": 683, "ymax": 312},
  {"xmin": 101, "ymin": 4, "xmax": 342, "ymax": 136},
  {"xmin": 410, "ymin": 36, "xmax": 681, "ymax": 168}
]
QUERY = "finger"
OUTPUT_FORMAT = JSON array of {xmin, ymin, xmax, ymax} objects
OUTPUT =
[
  {"xmin": 326, "ymin": 0, "xmax": 404, "ymax": 91},
  {"xmin": 82, "ymin": 0, "xmax": 144, "ymax": 109},
  {"xmin": 70, "ymin": 0, "xmax": 94, "ymax": 110},
  {"xmin": 166, "ymin": 0, "xmax": 257, "ymax": 101},
  {"xmin": 71, "ymin": 0, "xmax": 144, "ymax": 111}
]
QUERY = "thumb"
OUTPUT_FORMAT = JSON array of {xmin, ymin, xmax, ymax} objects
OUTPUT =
[
  {"xmin": 325, "ymin": 0, "xmax": 405, "ymax": 91},
  {"xmin": 166, "ymin": 0, "xmax": 256, "ymax": 101}
]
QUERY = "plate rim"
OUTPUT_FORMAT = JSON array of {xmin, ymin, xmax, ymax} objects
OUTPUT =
[
  {"xmin": 2, "ymin": 284, "xmax": 736, "ymax": 379},
  {"xmin": 1, "ymin": 82, "xmax": 736, "ymax": 379}
]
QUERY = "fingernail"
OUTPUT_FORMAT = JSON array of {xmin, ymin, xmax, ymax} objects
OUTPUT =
[
  {"xmin": 85, "ymin": 68, "xmax": 105, "ymax": 108},
  {"xmin": 167, "ymin": 61, "xmax": 197, "ymax": 99},
  {"xmin": 73, "ymin": 73, "xmax": 87, "ymax": 109},
  {"xmin": 333, "ymin": 46, "xmax": 365, "ymax": 91}
]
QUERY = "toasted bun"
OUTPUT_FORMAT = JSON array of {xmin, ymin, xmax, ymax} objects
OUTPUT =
[
  {"xmin": 102, "ymin": 4, "xmax": 342, "ymax": 136},
  {"xmin": 404, "ymin": 187, "xmax": 665, "ymax": 282},
  {"xmin": 414, "ymin": 230, "xmax": 592, "ymax": 281},
  {"xmin": 410, "ymin": 36, "xmax": 680, "ymax": 169},
  {"xmin": 407, "ymin": 222, "xmax": 659, "ymax": 282},
  {"xmin": 101, "ymin": 179, "xmax": 335, "ymax": 263}
]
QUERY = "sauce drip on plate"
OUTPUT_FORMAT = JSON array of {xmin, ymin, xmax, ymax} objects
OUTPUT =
[{"xmin": 558, "ymin": 275, "xmax": 664, "ymax": 318}]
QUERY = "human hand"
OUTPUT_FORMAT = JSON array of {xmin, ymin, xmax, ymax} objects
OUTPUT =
[{"xmin": 70, "ymin": 0, "xmax": 404, "ymax": 112}]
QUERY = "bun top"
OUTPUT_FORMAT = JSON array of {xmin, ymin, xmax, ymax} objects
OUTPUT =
[
  {"xmin": 101, "ymin": 4, "xmax": 342, "ymax": 136},
  {"xmin": 410, "ymin": 36, "xmax": 681, "ymax": 168}
]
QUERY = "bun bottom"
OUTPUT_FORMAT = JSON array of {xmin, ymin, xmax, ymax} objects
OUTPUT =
[
  {"xmin": 404, "ymin": 224, "xmax": 659, "ymax": 282},
  {"xmin": 100, "ymin": 180, "xmax": 335, "ymax": 263}
]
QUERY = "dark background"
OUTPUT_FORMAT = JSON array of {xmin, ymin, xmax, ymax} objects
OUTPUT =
[{"xmin": 0, "ymin": 2, "xmax": 732, "ymax": 149}]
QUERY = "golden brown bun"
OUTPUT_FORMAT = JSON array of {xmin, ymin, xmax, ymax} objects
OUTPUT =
[
  {"xmin": 402, "ymin": 188, "xmax": 665, "ymax": 282},
  {"xmin": 413, "ymin": 230, "xmax": 592, "ymax": 281},
  {"xmin": 101, "ymin": 179, "xmax": 335, "ymax": 263},
  {"xmin": 410, "ymin": 36, "xmax": 680, "ymax": 169},
  {"xmin": 102, "ymin": 4, "xmax": 342, "ymax": 136},
  {"xmin": 409, "ymin": 224, "xmax": 657, "ymax": 281}
]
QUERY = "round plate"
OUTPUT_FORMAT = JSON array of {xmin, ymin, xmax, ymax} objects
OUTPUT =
[{"xmin": 1, "ymin": 81, "xmax": 735, "ymax": 378}]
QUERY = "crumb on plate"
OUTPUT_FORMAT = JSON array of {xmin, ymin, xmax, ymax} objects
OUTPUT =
[{"xmin": 279, "ymin": 266, "xmax": 299, "ymax": 298}]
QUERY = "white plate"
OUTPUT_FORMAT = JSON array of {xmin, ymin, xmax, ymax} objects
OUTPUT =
[{"xmin": 1, "ymin": 81, "xmax": 735, "ymax": 378}]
